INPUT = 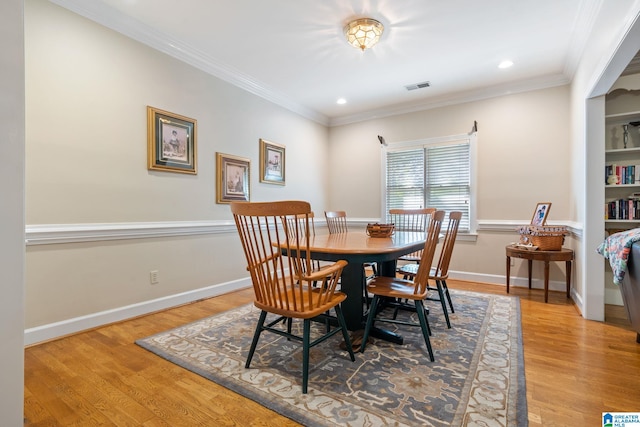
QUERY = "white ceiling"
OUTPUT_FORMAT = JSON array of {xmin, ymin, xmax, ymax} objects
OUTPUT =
[{"xmin": 51, "ymin": 0, "xmax": 602, "ymax": 126}]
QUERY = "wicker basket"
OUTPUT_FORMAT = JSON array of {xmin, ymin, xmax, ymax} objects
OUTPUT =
[
  {"xmin": 366, "ymin": 223, "xmax": 395, "ymax": 238},
  {"xmin": 530, "ymin": 234, "xmax": 565, "ymax": 250},
  {"xmin": 516, "ymin": 225, "xmax": 568, "ymax": 251}
]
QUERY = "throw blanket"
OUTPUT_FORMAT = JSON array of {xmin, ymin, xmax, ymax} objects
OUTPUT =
[{"xmin": 597, "ymin": 228, "xmax": 640, "ymax": 285}]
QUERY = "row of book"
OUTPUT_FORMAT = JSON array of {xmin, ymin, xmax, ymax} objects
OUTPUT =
[
  {"xmin": 605, "ymin": 164, "xmax": 640, "ymax": 185},
  {"xmin": 605, "ymin": 198, "xmax": 640, "ymax": 220}
]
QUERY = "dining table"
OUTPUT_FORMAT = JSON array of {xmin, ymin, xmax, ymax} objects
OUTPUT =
[{"xmin": 304, "ymin": 230, "xmax": 427, "ymax": 344}]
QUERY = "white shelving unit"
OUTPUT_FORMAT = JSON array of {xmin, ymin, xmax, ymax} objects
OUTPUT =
[{"xmin": 604, "ymin": 81, "xmax": 640, "ymax": 305}]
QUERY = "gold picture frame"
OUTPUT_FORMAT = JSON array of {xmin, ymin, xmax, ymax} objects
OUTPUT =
[
  {"xmin": 147, "ymin": 106, "xmax": 197, "ymax": 174},
  {"xmin": 530, "ymin": 202, "xmax": 552, "ymax": 226},
  {"xmin": 216, "ymin": 152, "xmax": 250, "ymax": 204},
  {"xmin": 259, "ymin": 139, "xmax": 285, "ymax": 185}
]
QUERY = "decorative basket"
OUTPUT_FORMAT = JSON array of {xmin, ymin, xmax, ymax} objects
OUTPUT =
[
  {"xmin": 366, "ymin": 223, "xmax": 395, "ymax": 238},
  {"xmin": 516, "ymin": 225, "xmax": 568, "ymax": 251}
]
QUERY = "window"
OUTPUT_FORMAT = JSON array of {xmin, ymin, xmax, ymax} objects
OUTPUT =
[{"xmin": 384, "ymin": 133, "xmax": 476, "ymax": 232}]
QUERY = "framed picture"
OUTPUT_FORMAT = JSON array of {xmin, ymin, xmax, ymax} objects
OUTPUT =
[
  {"xmin": 530, "ymin": 202, "xmax": 552, "ymax": 226},
  {"xmin": 216, "ymin": 152, "xmax": 250, "ymax": 204},
  {"xmin": 147, "ymin": 106, "xmax": 197, "ymax": 174},
  {"xmin": 259, "ymin": 139, "xmax": 285, "ymax": 185}
]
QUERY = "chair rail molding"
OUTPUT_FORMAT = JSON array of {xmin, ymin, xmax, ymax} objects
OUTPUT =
[
  {"xmin": 477, "ymin": 219, "xmax": 582, "ymax": 238},
  {"xmin": 25, "ymin": 220, "xmax": 236, "ymax": 245},
  {"xmin": 24, "ymin": 218, "xmax": 582, "ymax": 245}
]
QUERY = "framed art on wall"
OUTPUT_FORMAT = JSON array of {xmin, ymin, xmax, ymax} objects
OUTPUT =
[
  {"xmin": 216, "ymin": 152, "xmax": 250, "ymax": 204},
  {"xmin": 530, "ymin": 202, "xmax": 552, "ymax": 226},
  {"xmin": 147, "ymin": 106, "xmax": 197, "ymax": 174},
  {"xmin": 259, "ymin": 139, "xmax": 285, "ymax": 185}
]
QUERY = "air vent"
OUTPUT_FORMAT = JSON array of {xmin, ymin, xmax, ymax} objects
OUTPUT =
[{"xmin": 405, "ymin": 81, "xmax": 431, "ymax": 91}]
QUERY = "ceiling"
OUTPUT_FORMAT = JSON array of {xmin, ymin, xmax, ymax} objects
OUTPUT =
[{"xmin": 51, "ymin": 0, "xmax": 606, "ymax": 126}]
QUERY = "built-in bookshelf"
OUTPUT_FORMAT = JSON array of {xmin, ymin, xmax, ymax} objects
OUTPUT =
[{"xmin": 605, "ymin": 106, "xmax": 640, "ymax": 230}]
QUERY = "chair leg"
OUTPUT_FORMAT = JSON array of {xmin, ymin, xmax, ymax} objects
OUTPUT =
[
  {"xmin": 335, "ymin": 304, "xmax": 355, "ymax": 361},
  {"xmin": 436, "ymin": 280, "xmax": 451, "ymax": 329},
  {"xmin": 246, "ymin": 310, "xmax": 267, "ymax": 368},
  {"xmin": 415, "ymin": 300, "xmax": 435, "ymax": 362},
  {"xmin": 302, "ymin": 319, "xmax": 311, "ymax": 394},
  {"xmin": 360, "ymin": 295, "xmax": 379, "ymax": 353},
  {"xmin": 443, "ymin": 280, "xmax": 454, "ymax": 313}
]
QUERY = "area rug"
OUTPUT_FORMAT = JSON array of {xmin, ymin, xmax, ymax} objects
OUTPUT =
[{"xmin": 136, "ymin": 290, "xmax": 527, "ymax": 426}]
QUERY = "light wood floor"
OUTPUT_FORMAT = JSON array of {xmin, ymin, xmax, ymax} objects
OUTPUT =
[{"xmin": 24, "ymin": 280, "xmax": 640, "ymax": 426}]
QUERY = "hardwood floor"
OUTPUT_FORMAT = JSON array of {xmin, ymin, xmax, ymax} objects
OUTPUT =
[{"xmin": 24, "ymin": 280, "xmax": 640, "ymax": 426}]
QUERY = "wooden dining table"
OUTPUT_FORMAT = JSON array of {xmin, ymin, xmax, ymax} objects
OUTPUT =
[{"xmin": 304, "ymin": 230, "xmax": 427, "ymax": 343}]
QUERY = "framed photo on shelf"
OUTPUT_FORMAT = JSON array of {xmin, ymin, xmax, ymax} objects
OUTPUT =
[
  {"xmin": 530, "ymin": 202, "xmax": 552, "ymax": 226},
  {"xmin": 147, "ymin": 106, "xmax": 197, "ymax": 174},
  {"xmin": 259, "ymin": 139, "xmax": 285, "ymax": 185},
  {"xmin": 216, "ymin": 152, "xmax": 250, "ymax": 204}
]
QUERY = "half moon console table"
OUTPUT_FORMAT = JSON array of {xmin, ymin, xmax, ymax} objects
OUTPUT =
[{"xmin": 505, "ymin": 245, "xmax": 574, "ymax": 303}]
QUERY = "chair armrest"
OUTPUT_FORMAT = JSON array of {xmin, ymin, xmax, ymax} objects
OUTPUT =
[{"xmin": 301, "ymin": 260, "xmax": 347, "ymax": 281}]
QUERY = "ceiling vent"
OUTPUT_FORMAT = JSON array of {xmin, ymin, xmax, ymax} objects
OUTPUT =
[{"xmin": 405, "ymin": 81, "xmax": 431, "ymax": 91}]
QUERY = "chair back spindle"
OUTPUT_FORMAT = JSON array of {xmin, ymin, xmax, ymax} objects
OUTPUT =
[{"xmin": 324, "ymin": 211, "xmax": 348, "ymax": 234}]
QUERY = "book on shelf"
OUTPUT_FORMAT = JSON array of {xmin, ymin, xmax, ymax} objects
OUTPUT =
[
  {"xmin": 605, "ymin": 198, "xmax": 640, "ymax": 220},
  {"xmin": 605, "ymin": 163, "xmax": 640, "ymax": 185}
]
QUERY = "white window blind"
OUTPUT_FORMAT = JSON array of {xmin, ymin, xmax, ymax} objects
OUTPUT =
[{"xmin": 385, "ymin": 137, "xmax": 472, "ymax": 232}]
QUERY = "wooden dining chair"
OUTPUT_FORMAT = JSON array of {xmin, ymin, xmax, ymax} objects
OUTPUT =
[
  {"xmin": 324, "ymin": 210, "xmax": 349, "ymax": 234},
  {"xmin": 360, "ymin": 210, "xmax": 445, "ymax": 360},
  {"xmin": 389, "ymin": 208, "xmax": 436, "ymax": 264},
  {"xmin": 231, "ymin": 201, "xmax": 355, "ymax": 394},
  {"xmin": 397, "ymin": 211, "xmax": 462, "ymax": 328}
]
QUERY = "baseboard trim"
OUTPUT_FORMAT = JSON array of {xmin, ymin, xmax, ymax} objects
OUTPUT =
[
  {"xmin": 24, "ymin": 269, "xmax": 579, "ymax": 346},
  {"xmin": 449, "ymin": 270, "xmax": 573, "ymax": 293},
  {"xmin": 24, "ymin": 278, "xmax": 251, "ymax": 346}
]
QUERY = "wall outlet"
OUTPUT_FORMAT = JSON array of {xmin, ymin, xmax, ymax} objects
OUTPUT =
[
  {"xmin": 150, "ymin": 270, "xmax": 159, "ymax": 284},
  {"xmin": 510, "ymin": 258, "xmax": 515, "ymax": 267}
]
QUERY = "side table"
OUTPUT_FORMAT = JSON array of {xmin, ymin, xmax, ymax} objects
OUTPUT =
[{"xmin": 505, "ymin": 245, "xmax": 574, "ymax": 303}]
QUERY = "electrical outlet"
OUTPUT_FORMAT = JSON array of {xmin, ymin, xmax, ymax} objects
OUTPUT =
[
  {"xmin": 150, "ymin": 270, "xmax": 159, "ymax": 284},
  {"xmin": 510, "ymin": 258, "xmax": 515, "ymax": 267}
]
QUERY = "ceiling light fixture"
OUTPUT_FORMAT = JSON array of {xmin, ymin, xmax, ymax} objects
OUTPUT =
[
  {"xmin": 498, "ymin": 60, "xmax": 514, "ymax": 69},
  {"xmin": 344, "ymin": 18, "xmax": 384, "ymax": 51}
]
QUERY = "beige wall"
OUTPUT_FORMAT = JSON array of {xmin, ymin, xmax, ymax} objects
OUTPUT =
[
  {"xmin": 328, "ymin": 87, "xmax": 572, "ymax": 220},
  {"xmin": 24, "ymin": 0, "xmax": 329, "ymax": 334},
  {"xmin": 327, "ymin": 86, "xmax": 573, "ymax": 280}
]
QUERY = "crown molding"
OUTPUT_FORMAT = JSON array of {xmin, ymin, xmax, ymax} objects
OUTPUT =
[
  {"xmin": 48, "ymin": 0, "xmax": 330, "ymax": 126},
  {"xmin": 329, "ymin": 74, "xmax": 570, "ymax": 127}
]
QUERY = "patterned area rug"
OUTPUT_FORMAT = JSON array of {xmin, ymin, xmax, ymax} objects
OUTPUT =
[{"xmin": 136, "ymin": 290, "xmax": 527, "ymax": 426}]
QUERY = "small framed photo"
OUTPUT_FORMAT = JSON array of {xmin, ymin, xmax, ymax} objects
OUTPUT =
[
  {"xmin": 216, "ymin": 152, "xmax": 250, "ymax": 204},
  {"xmin": 531, "ymin": 202, "xmax": 552, "ymax": 226},
  {"xmin": 147, "ymin": 106, "xmax": 197, "ymax": 174},
  {"xmin": 259, "ymin": 139, "xmax": 285, "ymax": 185}
]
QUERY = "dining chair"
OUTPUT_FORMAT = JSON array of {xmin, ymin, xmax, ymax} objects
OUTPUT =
[
  {"xmin": 324, "ymin": 210, "xmax": 349, "ymax": 234},
  {"xmin": 324, "ymin": 210, "xmax": 377, "ymax": 304},
  {"xmin": 397, "ymin": 211, "xmax": 462, "ymax": 328},
  {"xmin": 389, "ymin": 208, "xmax": 436, "ymax": 264},
  {"xmin": 360, "ymin": 210, "xmax": 445, "ymax": 360},
  {"xmin": 231, "ymin": 200, "xmax": 355, "ymax": 394}
]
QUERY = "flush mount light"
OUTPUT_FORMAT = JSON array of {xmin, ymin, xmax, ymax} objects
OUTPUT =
[
  {"xmin": 499, "ymin": 60, "xmax": 514, "ymax": 69},
  {"xmin": 337, "ymin": 98, "xmax": 347, "ymax": 105},
  {"xmin": 344, "ymin": 18, "xmax": 384, "ymax": 51}
]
